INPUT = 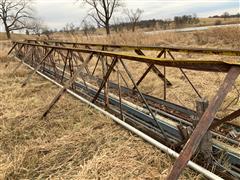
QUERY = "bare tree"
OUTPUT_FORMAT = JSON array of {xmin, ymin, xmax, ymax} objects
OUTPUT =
[
  {"xmin": 62, "ymin": 23, "xmax": 79, "ymax": 35},
  {"xmin": 29, "ymin": 18, "xmax": 45, "ymax": 36},
  {"xmin": 112, "ymin": 16, "xmax": 123, "ymax": 32},
  {"xmin": 79, "ymin": 0, "xmax": 123, "ymax": 35},
  {"xmin": 0, "ymin": 0, "xmax": 34, "ymax": 39},
  {"xmin": 124, "ymin": 8, "xmax": 143, "ymax": 32},
  {"xmin": 222, "ymin": 11, "xmax": 230, "ymax": 20},
  {"xmin": 81, "ymin": 20, "xmax": 96, "ymax": 37}
]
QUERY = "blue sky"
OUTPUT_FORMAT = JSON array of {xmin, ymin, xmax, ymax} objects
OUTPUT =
[{"xmin": 0, "ymin": 0, "xmax": 239, "ymax": 31}]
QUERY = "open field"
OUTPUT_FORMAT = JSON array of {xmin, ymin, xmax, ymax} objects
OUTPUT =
[
  {"xmin": 51, "ymin": 26, "xmax": 240, "ymax": 49},
  {"xmin": 0, "ymin": 26, "xmax": 240, "ymax": 179},
  {"xmin": 0, "ymin": 57, "xmax": 198, "ymax": 179},
  {"xmin": 197, "ymin": 17, "xmax": 240, "ymax": 26}
]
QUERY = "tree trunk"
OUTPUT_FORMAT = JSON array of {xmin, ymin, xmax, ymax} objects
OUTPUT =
[
  {"xmin": 3, "ymin": 21, "xmax": 11, "ymax": 39},
  {"xmin": 105, "ymin": 20, "xmax": 110, "ymax": 35},
  {"xmin": 105, "ymin": 26, "xmax": 110, "ymax": 35},
  {"xmin": 132, "ymin": 22, "xmax": 137, "ymax": 32},
  {"xmin": 132, "ymin": 25, "xmax": 135, "ymax": 32}
]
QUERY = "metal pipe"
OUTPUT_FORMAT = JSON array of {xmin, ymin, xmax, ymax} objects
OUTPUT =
[{"xmin": 13, "ymin": 56, "xmax": 223, "ymax": 180}]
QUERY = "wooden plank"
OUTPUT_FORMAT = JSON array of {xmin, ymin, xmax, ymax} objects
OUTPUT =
[{"xmin": 167, "ymin": 66, "xmax": 240, "ymax": 180}]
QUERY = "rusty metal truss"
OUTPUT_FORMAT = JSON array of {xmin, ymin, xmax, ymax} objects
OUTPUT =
[{"xmin": 7, "ymin": 39, "xmax": 240, "ymax": 179}]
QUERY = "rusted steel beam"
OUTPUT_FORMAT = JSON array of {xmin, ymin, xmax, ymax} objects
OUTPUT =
[
  {"xmin": 163, "ymin": 51, "xmax": 167, "ymax": 100},
  {"xmin": 92, "ymin": 55, "xmax": 101, "ymax": 76},
  {"xmin": 195, "ymin": 99, "xmax": 212, "ymax": 164},
  {"xmin": 21, "ymin": 48, "xmax": 54, "ymax": 87},
  {"xmin": 120, "ymin": 59, "xmax": 171, "ymax": 144},
  {"xmin": 151, "ymin": 65, "xmax": 172, "ymax": 86},
  {"xmin": 167, "ymin": 50, "xmax": 202, "ymax": 99},
  {"xmin": 6, "ymin": 44, "xmax": 25, "ymax": 68},
  {"xmin": 7, "ymin": 42, "xmax": 18, "ymax": 55},
  {"xmin": 167, "ymin": 66, "xmax": 240, "ymax": 180},
  {"xmin": 25, "ymin": 39, "xmax": 240, "ymax": 56},
  {"xmin": 42, "ymin": 53, "xmax": 94, "ymax": 117},
  {"xmin": 134, "ymin": 49, "xmax": 172, "ymax": 86},
  {"xmin": 57, "ymin": 42, "xmax": 91, "ymax": 75},
  {"xmin": 210, "ymin": 108, "xmax": 240, "ymax": 130},
  {"xmin": 92, "ymin": 57, "xmax": 118, "ymax": 103},
  {"xmin": 116, "ymin": 63, "xmax": 124, "ymax": 120},
  {"xmin": 102, "ymin": 57, "xmax": 110, "ymax": 107},
  {"xmin": 134, "ymin": 64, "xmax": 154, "ymax": 89},
  {"xmin": 11, "ymin": 47, "xmax": 34, "ymax": 75},
  {"xmin": 11, "ymin": 42, "xmax": 239, "ymax": 72}
]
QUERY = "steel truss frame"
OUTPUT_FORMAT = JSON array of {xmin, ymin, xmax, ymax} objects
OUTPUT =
[{"xmin": 8, "ymin": 40, "xmax": 240, "ymax": 179}]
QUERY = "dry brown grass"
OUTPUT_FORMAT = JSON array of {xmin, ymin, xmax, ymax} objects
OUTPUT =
[
  {"xmin": 0, "ymin": 57, "xmax": 200, "ymax": 179},
  {"xmin": 51, "ymin": 26, "xmax": 240, "ymax": 50},
  {"xmin": 0, "ymin": 32, "xmax": 36, "ymax": 41},
  {"xmin": 199, "ymin": 17, "xmax": 240, "ymax": 26}
]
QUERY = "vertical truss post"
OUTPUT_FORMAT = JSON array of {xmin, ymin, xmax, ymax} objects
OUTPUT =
[
  {"xmin": 21, "ymin": 48, "xmax": 54, "ymax": 87},
  {"xmin": 116, "ymin": 62, "xmax": 124, "ymax": 120},
  {"xmin": 61, "ymin": 50, "xmax": 70, "ymax": 83},
  {"xmin": 102, "ymin": 56, "xmax": 110, "ymax": 107},
  {"xmin": 163, "ymin": 50, "xmax": 167, "ymax": 100},
  {"xmin": 102, "ymin": 46, "xmax": 110, "ymax": 107},
  {"xmin": 167, "ymin": 66, "xmax": 240, "ymax": 180},
  {"xmin": 42, "ymin": 53, "xmax": 94, "ymax": 118},
  {"xmin": 195, "ymin": 99, "xmax": 212, "ymax": 165}
]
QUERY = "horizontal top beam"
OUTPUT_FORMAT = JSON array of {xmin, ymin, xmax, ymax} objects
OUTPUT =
[
  {"xmin": 25, "ymin": 39, "xmax": 240, "ymax": 56},
  {"xmin": 12, "ymin": 41, "xmax": 240, "ymax": 72}
]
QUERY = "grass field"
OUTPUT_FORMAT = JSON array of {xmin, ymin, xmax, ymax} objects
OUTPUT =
[{"xmin": 0, "ymin": 57, "xmax": 198, "ymax": 179}]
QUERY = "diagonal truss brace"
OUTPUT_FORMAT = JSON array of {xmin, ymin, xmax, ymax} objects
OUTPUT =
[
  {"xmin": 41, "ymin": 53, "xmax": 94, "ymax": 118},
  {"xmin": 134, "ymin": 49, "xmax": 172, "ymax": 87},
  {"xmin": 21, "ymin": 48, "xmax": 54, "ymax": 87},
  {"xmin": 167, "ymin": 50, "xmax": 202, "ymax": 99},
  {"xmin": 92, "ymin": 57, "xmax": 118, "ymax": 103},
  {"xmin": 167, "ymin": 66, "xmax": 240, "ymax": 180}
]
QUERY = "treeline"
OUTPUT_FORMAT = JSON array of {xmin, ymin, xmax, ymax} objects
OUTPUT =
[
  {"xmin": 111, "ymin": 14, "xmax": 199, "ymax": 31},
  {"xmin": 209, "ymin": 12, "xmax": 240, "ymax": 18},
  {"xmin": 111, "ymin": 19, "xmax": 171, "ymax": 31},
  {"xmin": 174, "ymin": 14, "xmax": 199, "ymax": 27}
]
